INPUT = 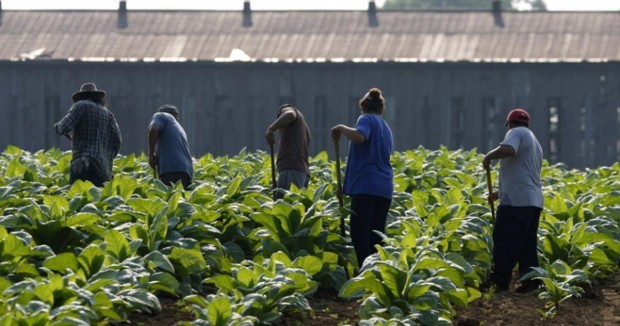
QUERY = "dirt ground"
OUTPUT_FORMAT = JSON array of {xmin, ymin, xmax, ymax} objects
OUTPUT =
[
  {"xmin": 454, "ymin": 278, "xmax": 620, "ymax": 326},
  {"xmin": 126, "ymin": 274, "xmax": 620, "ymax": 326}
]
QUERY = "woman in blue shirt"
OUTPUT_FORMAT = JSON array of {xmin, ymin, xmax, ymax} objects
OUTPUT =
[{"xmin": 331, "ymin": 88, "xmax": 394, "ymax": 268}]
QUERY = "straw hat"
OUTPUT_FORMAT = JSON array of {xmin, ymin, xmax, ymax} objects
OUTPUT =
[{"xmin": 72, "ymin": 82, "xmax": 106, "ymax": 103}]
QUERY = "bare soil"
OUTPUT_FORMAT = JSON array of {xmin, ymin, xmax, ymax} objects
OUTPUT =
[{"xmin": 126, "ymin": 274, "xmax": 620, "ymax": 326}]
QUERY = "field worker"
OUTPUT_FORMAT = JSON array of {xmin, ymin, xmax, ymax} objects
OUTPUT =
[
  {"xmin": 331, "ymin": 88, "xmax": 393, "ymax": 268},
  {"xmin": 482, "ymin": 108, "xmax": 543, "ymax": 293},
  {"xmin": 265, "ymin": 104, "xmax": 311, "ymax": 198},
  {"xmin": 148, "ymin": 104, "xmax": 194, "ymax": 190},
  {"xmin": 54, "ymin": 82, "xmax": 122, "ymax": 187}
]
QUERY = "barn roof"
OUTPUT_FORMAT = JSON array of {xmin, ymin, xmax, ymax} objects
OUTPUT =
[{"xmin": 0, "ymin": 9, "xmax": 618, "ymax": 63}]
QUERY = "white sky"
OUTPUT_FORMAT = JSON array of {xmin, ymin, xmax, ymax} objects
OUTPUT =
[{"xmin": 2, "ymin": 0, "xmax": 619, "ymax": 11}]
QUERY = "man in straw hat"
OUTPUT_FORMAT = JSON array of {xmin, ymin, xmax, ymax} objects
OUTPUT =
[
  {"xmin": 482, "ymin": 108, "xmax": 543, "ymax": 293},
  {"xmin": 147, "ymin": 104, "xmax": 193, "ymax": 189},
  {"xmin": 54, "ymin": 82, "xmax": 122, "ymax": 186}
]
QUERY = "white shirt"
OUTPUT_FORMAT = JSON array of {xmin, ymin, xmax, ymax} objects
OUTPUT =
[{"xmin": 498, "ymin": 127, "xmax": 544, "ymax": 208}]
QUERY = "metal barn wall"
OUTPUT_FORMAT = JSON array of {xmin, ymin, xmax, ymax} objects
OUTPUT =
[{"xmin": 0, "ymin": 61, "xmax": 618, "ymax": 168}]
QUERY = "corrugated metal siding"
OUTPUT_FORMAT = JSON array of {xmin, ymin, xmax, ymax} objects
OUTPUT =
[
  {"xmin": 0, "ymin": 10, "xmax": 618, "ymax": 62},
  {"xmin": 0, "ymin": 61, "xmax": 618, "ymax": 168}
]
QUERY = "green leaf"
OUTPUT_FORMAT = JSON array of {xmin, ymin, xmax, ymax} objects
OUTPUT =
[
  {"xmin": 205, "ymin": 274, "xmax": 237, "ymax": 292},
  {"xmin": 405, "ymin": 284, "xmax": 432, "ymax": 300},
  {"xmin": 444, "ymin": 288, "xmax": 468, "ymax": 307},
  {"xmin": 93, "ymin": 295, "xmax": 122, "ymax": 321},
  {"xmin": 412, "ymin": 190, "xmax": 429, "ymax": 216},
  {"xmin": 547, "ymin": 193, "xmax": 569, "ymax": 215},
  {"xmin": 43, "ymin": 252, "xmax": 78, "ymax": 273},
  {"xmin": 68, "ymin": 180, "xmax": 94, "ymax": 198},
  {"xmin": 65, "ymin": 213, "xmax": 100, "ymax": 227},
  {"xmin": 149, "ymin": 211, "xmax": 169, "ymax": 246},
  {"xmin": 144, "ymin": 251, "xmax": 175, "ymax": 273},
  {"xmin": 78, "ymin": 245, "xmax": 106, "ymax": 278},
  {"xmin": 314, "ymin": 151, "xmax": 328, "ymax": 163},
  {"xmin": 2, "ymin": 234, "xmax": 32, "ymax": 257},
  {"xmin": 208, "ymin": 297, "xmax": 233, "ymax": 326},
  {"xmin": 148, "ymin": 272, "xmax": 181, "ymax": 296},
  {"xmin": 104, "ymin": 229, "xmax": 131, "ymax": 262},
  {"xmin": 339, "ymin": 272, "xmax": 390, "ymax": 305},
  {"xmin": 293, "ymin": 256, "xmax": 322, "ymax": 276},
  {"xmin": 376, "ymin": 262, "xmax": 407, "ymax": 298},
  {"xmin": 251, "ymin": 213, "xmax": 284, "ymax": 241},
  {"xmin": 129, "ymin": 225, "xmax": 150, "ymax": 249},
  {"xmin": 225, "ymin": 176, "xmax": 243, "ymax": 197},
  {"xmin": 127, "ymin": 198, "xmax": 166, "ymax": 217},
  {"xmin": 285, "ymin": 272, "xmax": 318, "ymax": 295},
  {"xmin": 270, "ymin": 252, "xmax": 292, "ymax": 266},
  {"xmin": 0, "ymin": 277, "xmax": 12, "ymax": 293},
  {"xmin": 4, "ymin": 145, "xmax": 22, "ymax": 155},
  {"xmin": 236, "ymin": 267, "xmax": 255, "ymax": 288},
  {"xmin": 118, "ymin": 289, "xmax": 161, "ymax": 312},
  {"xmin": 167, "ymin": 247, "xmax": 207, "ymax": 277},
  {"xmin": 6, "ymin": 157, "xmax": 27, "ymax": 178},
  {"xmin": 43, "ymin": 195, "xmax": 69, "ymax": 219},
  {"xmin": 167, "ymin": 191, "xmax": 182, "ymax": 214}
]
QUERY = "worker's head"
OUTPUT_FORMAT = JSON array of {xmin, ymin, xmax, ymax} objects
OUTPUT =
[
  {"xmin": 505, "ymin": 108, "xmax": 530, "ymax": 128},
  {"xmin": 359, "ymin": 88, "xmax": 385, "ymax": 115},
  {"xmin": 72, "ymin": 82, "xmax": 106, "ymax": 105},
  {"xmin": 158, "ymin": 104, "xmax": 180, "ymax": 121},
  {"xmin": 276, "ymin": 104, "xmax": 294, "ymax": 118}
]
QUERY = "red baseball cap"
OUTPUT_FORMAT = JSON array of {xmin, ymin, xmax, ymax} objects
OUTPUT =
[{"xmin": 505, "ymin": 108, "xmax": 530, "ymax": 127}]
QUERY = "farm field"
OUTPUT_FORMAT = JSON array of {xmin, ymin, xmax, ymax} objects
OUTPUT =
[{"xmin": 0, "ymin": 146, "xmax": 618, "ymax": 325}]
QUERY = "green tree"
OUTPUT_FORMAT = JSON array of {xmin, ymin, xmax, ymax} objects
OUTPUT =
[{"xmin": 382, "ymin": 0, "xmax": 546, "ymax": 11}]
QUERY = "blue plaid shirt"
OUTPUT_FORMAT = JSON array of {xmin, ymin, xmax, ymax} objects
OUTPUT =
[{"xmin": 54, "ymin": 100, "xmax": 122, "ymax": 181}]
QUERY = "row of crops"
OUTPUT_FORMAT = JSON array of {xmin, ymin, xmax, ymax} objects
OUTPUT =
[{"xmin": 0, "ymin": 145, "xmax": 618, "ymax": 325}]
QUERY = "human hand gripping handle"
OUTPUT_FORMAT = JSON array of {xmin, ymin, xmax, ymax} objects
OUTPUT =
[{"xmin": 265, "ymin": 128, "xmax": 275, "ymax": 146}]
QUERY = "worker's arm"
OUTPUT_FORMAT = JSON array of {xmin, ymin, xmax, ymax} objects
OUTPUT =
[
  {"xmin": 331, "ymin": 124, "xmax": 366, "ymax": 144},
  {"xmin": 482, "ymin": 145, "xmax": 515, "ymax": 168},
  {"xmin": 265, "ymin": 107, "xmax": 297, "ymax": 145},
  {"xmin": 148, "ymin": 124, "xmax": 160, "ymax": 169}
]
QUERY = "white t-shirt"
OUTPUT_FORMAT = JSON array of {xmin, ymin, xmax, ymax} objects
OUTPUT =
[{"xmin": 498, "ymin": 127, "xmax": 544, "ymax": 208}]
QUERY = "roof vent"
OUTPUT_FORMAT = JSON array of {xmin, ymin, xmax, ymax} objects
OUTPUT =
[
  {"xmin": 368, "ymin": 0, "xmax": 378, "ymax": 27},
  {"xmin": 118, "ymin": 1, "xmax": 128, "ymax": 29},
  {"xmin": 492, "ymin": 0, "xmax": 501, "ymax": 14},
  {"xmin": 492, "ymin": 0, "xmax": 504, "ymax": 28},
  {"xmin": 243, "ymin": 0, "xmax": 252, "ymax": 27}
]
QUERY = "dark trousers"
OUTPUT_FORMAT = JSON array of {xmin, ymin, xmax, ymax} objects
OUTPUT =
[
  {"xmin": 70, "ymin": 165, "xmax": 107, "ymax": 187},
  {"xmin": 491, "ymin": 205, "xmax": 542, "ymax": 289},
  {"xmin": 160, "ymin": 172, "xmax": 191, "ymax": 190},
  {"xmin": 350, "ymin": 194, "xmax": 392, "ymax": 268}
]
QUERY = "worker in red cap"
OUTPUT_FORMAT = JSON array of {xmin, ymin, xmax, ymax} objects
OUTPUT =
[{"xmin": 482, "ymin": 108, "xmax": 543, "ymax": 293}]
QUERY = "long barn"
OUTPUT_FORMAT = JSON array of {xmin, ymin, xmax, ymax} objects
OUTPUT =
[{"xmin": 0, "ymin": 2, "xmax": 618, "ymax": 168}]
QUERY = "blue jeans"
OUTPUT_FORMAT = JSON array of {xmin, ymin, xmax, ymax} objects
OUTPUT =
[
  {"xmin": 350, "ymin": 194, "xmax": 391, "ymax": 268},
  {"xmin": 275, "ymin": 169, "xmax": 309, "ymax": 199}
]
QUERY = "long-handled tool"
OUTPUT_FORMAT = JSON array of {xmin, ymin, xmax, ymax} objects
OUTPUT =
[
  {"xmin": 269, "ymin": 143, "xmax": 277, "ymax": 200},
  {"xmin": 485, "ymin": 165, "xmax": 496, "ymax": 223},
  {"xmin": 334, "ymin": 139, "xmax": 345, "ymax": 237}
]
